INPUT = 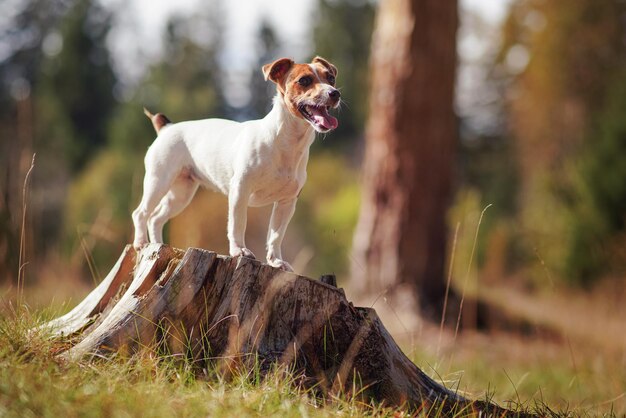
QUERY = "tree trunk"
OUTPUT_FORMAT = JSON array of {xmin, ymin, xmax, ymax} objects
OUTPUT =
[
  {"xmin": 351, "ymin": 0, "xmax": 458, "ymax": 319},
  {"xmin": 41, "ymin": 244, "xmax": 517, "ymax": 416}
]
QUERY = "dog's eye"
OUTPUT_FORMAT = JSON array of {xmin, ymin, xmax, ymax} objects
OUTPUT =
[
  {"xmin": 327, "ymin": 75, "xmax": 336, "ymax": 86},
  {"xmin": 298, "ymin": 76, "xmax": 313, "ymax": 87}
]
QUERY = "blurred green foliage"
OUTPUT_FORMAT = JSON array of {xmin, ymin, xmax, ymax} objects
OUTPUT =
[
  {"xmin": 140, "ymin": 12, "xmax": 226, "ymax": 122},
  {"xmin": 0, "ymin": 0, "xmax": 118, "ymax": 278},
  {"xmin": 64, "ymin": 149, "xmax": 140, "ymax": 273},
  {"xmin": 566, "ymin": 74, "xmax": 626, "ymax": 282},
  {"xmin": 456, "ymin": 135, "xmax": 519, "ymax": 272},
  {"xmin": 247, "ymin": 21, "xmax": 280, "ymax": 120},
  {"xmin": 483, "ymin": 0, "xmax": 626, "ymax": 285},
  {"xmin": 313, "ymin": 0, "xmax": 374, "ymax": 149},
  {"xmin": 36, "ymin": 0, "xmax": 116, "ymax": 173},
  {"xmin": 295, "ymin": 153, "xmax": 360, "ymax": 277}
]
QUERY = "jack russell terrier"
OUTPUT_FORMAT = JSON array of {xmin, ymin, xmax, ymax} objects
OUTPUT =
[{"xmin": 132, "ymin": 56, "xmax": 340, "ymax": 271}]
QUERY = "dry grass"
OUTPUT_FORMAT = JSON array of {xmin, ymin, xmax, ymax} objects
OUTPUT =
[
  {"xmin": 480, "ymin": 278, "xmax": 626, "ymax": 353},
  {"xmin": 2, "ymin": 266, "xmax": 624, "ymax": 417},
  {"xmin": 370, "ymin": 277, "xmax": 626, "ymax": 417},
  {"xmin": 0, "ymin": 298, "xmax": 542, "ymax": 418}
]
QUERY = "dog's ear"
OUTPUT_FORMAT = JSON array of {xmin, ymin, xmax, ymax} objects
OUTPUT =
[
  {"xmin": 262, "ymin": 58, "xmax": 294, "ymax": 83},
  {"xmin": 312, "ymin": 56, "xmax": 338, "ymax": 77}
]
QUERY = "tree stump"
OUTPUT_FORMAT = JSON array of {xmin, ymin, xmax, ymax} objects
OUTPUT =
[{"xmin": 42, "ymin": 244, "xmax": 520, "ymax": 416}]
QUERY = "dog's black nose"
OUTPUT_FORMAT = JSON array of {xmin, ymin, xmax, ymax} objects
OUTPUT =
[{"xmin": 329, "ymin": 89, "xmax": 340, "ymax": 100}]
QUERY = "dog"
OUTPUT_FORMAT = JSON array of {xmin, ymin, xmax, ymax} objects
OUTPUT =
[{"xmin": 132, "ymin": 56, "xmax": 340, "ymax": 271}]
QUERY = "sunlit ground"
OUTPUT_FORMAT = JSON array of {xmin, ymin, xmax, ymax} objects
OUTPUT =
[{"xmin": 2, "ymin": 260, "xmax": 625, "ymax": 416}]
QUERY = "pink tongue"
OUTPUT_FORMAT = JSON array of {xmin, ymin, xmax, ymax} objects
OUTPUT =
[{"xmin": 310, "ymin": 107, "xmax": 338, "ymax": 130}]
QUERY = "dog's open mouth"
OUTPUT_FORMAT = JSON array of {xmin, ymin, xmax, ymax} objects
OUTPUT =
[{"xmin": 299, "ymin": 104, "xmax": 338, "ymax": 132}]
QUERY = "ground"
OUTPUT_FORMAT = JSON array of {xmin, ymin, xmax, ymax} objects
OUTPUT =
[{"xmin": 0, "ymin": 266, "xmax": 624, "ymax": 417}]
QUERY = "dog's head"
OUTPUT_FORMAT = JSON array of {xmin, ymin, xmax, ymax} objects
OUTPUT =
[{"xmin": 263, "ymin": 56, "xmax": 340, "ymax": 133}]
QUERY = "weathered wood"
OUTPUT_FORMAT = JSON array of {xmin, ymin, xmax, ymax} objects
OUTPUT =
[
  {"xmin": 62, "ymin": 244, "xmax": 178, "ymax": 359},
  {"xmin": 40, "ymin": 245, "xmax": 136, "ymax": 337},
  {"xmin": 43, "ymin": 245, "xmax": 522, "ymax": 416}
]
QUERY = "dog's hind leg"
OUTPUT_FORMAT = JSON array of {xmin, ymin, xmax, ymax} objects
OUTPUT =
[
  {"xmin": 147, "ymin": 177, "xmax": 199, "ymax": 243},
  {"xmin": 132, "ymin": 170, "xmax": 177, "ymax": 250}
]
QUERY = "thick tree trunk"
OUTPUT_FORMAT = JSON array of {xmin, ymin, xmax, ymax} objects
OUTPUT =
[
  {"xmin": 351, "ymin": 0, "xmax": 458, "ymax": 319},
  {"xmin": 42, "ymin": 244, "xmax": 517, "ymax": 416}
]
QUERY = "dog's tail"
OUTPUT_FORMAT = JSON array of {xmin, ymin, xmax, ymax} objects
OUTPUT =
[{"xmin": 143, "ymin": 107, "xmax": 172, "ymax": 134}]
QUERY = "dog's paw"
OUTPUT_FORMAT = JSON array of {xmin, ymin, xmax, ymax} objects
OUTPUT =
[
  {"xmin": 267, "ymin": 258, "xmax": 294, "ymax": 272},
  {"xmin": 133, "ymin": 239, "xmax": 148, "ymax": 251},
  {"xmin": 231, "ymin": 247, "xmax": 256, "ymax": 259}
]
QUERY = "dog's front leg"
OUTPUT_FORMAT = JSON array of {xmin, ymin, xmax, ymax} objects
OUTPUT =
[
  {"xmin": 266, "ymin": 198, "xmax": 297, "ymax": 271},
  {"xmin": 228, "ymin": 182, "xmax": 255, "ymax": 259}
]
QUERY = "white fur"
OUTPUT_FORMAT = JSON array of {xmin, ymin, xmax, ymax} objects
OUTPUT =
[{"xmin": 132, "ymin": 95, "xmax": 316, "ymax": 271}]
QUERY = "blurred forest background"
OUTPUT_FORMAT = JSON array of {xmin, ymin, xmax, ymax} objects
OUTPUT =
[
  {"xmin": 3, "ymin": 0, "xmax": 626, "ymax": 299},
  {"xmin": 0, "ymin": 0, "xmax": 372, "ymax": 286},
  {"xmin": 2, "ymin": 0, "xmax": 626, "ymax": 413}
]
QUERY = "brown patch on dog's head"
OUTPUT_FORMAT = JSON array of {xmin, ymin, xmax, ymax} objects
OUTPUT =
[
  {"xmin": 262, "ymin": 56, "xmax": 341, "ymax": 133},
  {"xmin": 312, "ymin": 56, "xmax": 338, "ymax": 78},
  {"xmin": 262, "ymin": 58, "xmax": 294, "ymax": 87}
]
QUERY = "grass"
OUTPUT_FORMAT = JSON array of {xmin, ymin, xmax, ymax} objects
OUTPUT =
[
  {"xmin": 4, "ymin": 299, "xmax": 482, "ymax": 418},
  {"xmin": 1, "ymin": 289, "xmax": 622, "ymax": 418},
  {"xmin": 409, "ymin": 331, "xmax": 625, "ymax": 417},
  {"xmin": 0, "ymin": 304, "xmax": 386, "ymax": 418},
  {"xmin": 387, "ymin": 282, "xmax": 626, "ymax": 417},
  {"xmin": 1, "ymin": 166, "xmax": 622, "ymax": 416}
]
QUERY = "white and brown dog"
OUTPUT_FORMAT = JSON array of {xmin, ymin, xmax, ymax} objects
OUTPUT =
[{"xmin": 132, "ymin": 56, "xmax": 340, "ymax": 271}]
